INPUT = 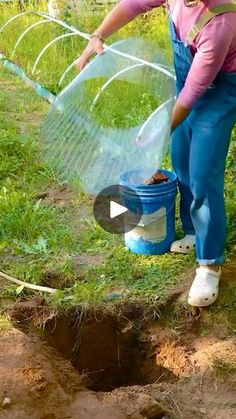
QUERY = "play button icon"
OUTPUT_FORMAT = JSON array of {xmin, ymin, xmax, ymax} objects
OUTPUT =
[
  {"xmin": 93, "ymin": 184, "xmax": 143, "ymax": 234},
  {"xmin": 110, "ymin": 201, "xmax": 128, "ymax": 219}
]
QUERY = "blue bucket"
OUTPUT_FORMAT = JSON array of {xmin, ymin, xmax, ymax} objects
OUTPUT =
[{"xmin": 119, "ymin": 169, "xmax": 177, "ymax": 255}]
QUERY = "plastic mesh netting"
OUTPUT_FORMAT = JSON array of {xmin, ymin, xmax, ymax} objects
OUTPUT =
[{"xmin": 42, "ymin": 38, "xmax": 175, "ymax": 194}]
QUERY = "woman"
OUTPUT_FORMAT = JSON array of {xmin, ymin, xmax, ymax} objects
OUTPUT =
[{"xmin": 76, "ymin": 0, "xmax": 236, "ymax": 307}]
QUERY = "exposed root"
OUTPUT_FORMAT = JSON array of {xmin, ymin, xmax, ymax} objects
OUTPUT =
[{"xmin": 0, "ymin": 270, "xmax": 58, "ymax": 294}]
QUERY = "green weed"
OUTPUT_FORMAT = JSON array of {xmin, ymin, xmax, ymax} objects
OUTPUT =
[
  {"xmin": 0, "ymin": 314, "xmax": 12, "ymax": 331},
  {"xmin": 212, "ymin": 358, "xmax": 236, "ymax": 381}
]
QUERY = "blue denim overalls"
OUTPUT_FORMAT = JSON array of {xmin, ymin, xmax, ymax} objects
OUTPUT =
[{"xmin": 169, "ymin": 10, "xmax": 236, "ymax": 265}]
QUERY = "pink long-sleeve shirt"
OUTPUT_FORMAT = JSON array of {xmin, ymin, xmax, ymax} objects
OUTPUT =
[{"xmin": 120, "ymin": 0, "xmax": 236, "ymax": 108}]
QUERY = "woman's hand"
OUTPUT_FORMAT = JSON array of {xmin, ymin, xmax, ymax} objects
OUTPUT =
[
  {"xmin": 75, "ymin": 37, "xmax": 104, "ymax": 71},
  {"xmin": 75, "ymin": 3, "xmax": 132, "ymax": 72},
  {"xmin": 171, "ymin": 101, "xmax": 190, "ymax": 132}
]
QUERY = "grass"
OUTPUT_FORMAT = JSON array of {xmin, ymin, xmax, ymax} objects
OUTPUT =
[
  {"xmin": 225, "ymin": 131, "xmax": 236, "ymax": 254},
  {"xmin": 0, "ymin": 65, "xmax": 196, "ymax": 307},
  {"xmin": 212, "ymin": 359, "xmax": 236, "ymax": 381},
  {"xmin": 159, "ymin": 266, "xmax": 236, "ymax": 338},
  {"xmin": 206, "ymin": 281, "xmax": 236, "ymax": 335},
  {"xmin": 0, "ymin": 1, "xmax": 170, "ymax": 94},
  {"xmin": 83, "ymin": 77, "xmax": 163, "ymax": 129},
  {"xmin": 0, "ymin": 314, "xmax": 12, "ymax": 331}
]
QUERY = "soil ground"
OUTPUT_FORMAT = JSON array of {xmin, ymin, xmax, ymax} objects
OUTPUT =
[
  {"xmin": 1, "ymin": 261, "xmax": 236, "ymax": 419},
  {"xmin": 1, "ymin": 287, "xmax": 236, "ymax": 419}
]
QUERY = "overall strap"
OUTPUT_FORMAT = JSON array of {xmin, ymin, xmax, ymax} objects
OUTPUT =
[{"xmin": 186, "ymin": 2, "xmax": 236, "ymax": 44}]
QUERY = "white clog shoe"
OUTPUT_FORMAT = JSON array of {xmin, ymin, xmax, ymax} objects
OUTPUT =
[
  {"xmin": 170, "ymin": 234, "xmax": 196, "ymax": 254},
  {"xmin": 188, "ymin": 266, "xmax": 221, "ymax": 307}
]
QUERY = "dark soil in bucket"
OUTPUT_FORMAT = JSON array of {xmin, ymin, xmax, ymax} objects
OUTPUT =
[{"xmin": 144, "ymin": 171, "xmax": 169, "ymax": 185}]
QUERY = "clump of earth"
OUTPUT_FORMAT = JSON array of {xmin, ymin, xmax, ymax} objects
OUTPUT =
[{"xmin": 144, "ymin": 171, "xmax": 169, "ymax": 185}]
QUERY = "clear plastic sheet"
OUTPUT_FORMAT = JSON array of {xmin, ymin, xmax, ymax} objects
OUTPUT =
[{"xmin": 42, "ymin": 38, "xmax": 175, "ymax": 193}]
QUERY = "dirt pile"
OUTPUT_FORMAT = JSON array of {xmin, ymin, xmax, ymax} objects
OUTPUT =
[
  {"xmin": 0, "ymin": 328, "xmax": 84, "ymax": 419},
  {"xmin": 1, "ymin": 327, "xmax": 143, "ymax": 419}
]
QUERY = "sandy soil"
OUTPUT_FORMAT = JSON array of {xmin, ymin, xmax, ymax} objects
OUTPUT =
[{"xmin": 0, "ymin": 328, "xmax": 126, "ymax": 419}]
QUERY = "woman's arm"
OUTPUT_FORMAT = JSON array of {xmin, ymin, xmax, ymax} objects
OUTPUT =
[
  {"xmin": 177, "ymin": 20, "xmax": 234, "ymax": 111},
  {"xmin": 76, "ymin": 0, "xmax": 163, "ymax": 70},
  {"xmin": 76, "ymin": 3, "xmax": 137, "ymax": 70},
  {"xmin": 171, "ymin": 20, "xmax": 234, "ymax": 131},
  {"xmin": 171, "ymin": 102, "xmax": 190, "ymax": 132}
]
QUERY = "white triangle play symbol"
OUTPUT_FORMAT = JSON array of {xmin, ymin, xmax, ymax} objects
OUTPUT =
[{"xmin": 110, "ymin": 201, "xmax": 128, "ymax": 219}]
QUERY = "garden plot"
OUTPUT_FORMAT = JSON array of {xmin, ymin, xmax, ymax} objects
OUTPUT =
[
  {"xmin": 0, "ymin": 13, "xmax": 236, "ymax": 418},
  {"xmin": 2, "ymin": 271, "xmax": 236, "ymax": 419}
]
